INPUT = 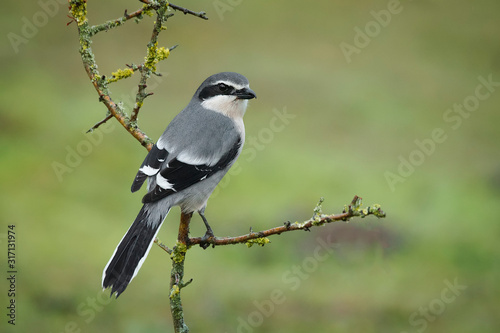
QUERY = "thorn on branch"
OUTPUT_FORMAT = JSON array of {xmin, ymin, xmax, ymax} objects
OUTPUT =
[
  {"xmin": 168, "ymin": 3, "xmax": 209, "ymax": 20},
  {"xmin": 66, "ymin": 15, "xmax": 76, "ymax": 26},
  {"xmin": 87, "ymin": 114, "xmax": 113, "ymax": 133},
  {"xmin": 180, "ymin": 278, "xmax": 193, "ymax": 289}
]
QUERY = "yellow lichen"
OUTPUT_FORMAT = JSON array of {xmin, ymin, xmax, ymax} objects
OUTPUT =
[
  {"xmin": 246, "ymin": 237, "xmax": 270, "ymax": 248},
  {"xmin": 108, "ymin": 68, "xmax": 134, "ymax": 83},
  {"xmin": 142, "ymin": 4, "xmax": 155, "ymax": 17},
  {"xmin": 170, "ymin": 241, "xmax": 188, "ymax": 263},
  {"xmin": 169, "ymin": 285, "xmax": 180, "ymax": 299},
  {"xmin": 144, "ymin": 43, "xmax": 171, "ymax": 71},
  {"xmin": 70, "ymin": 1, "xmax": 88, "ymax": 26}
]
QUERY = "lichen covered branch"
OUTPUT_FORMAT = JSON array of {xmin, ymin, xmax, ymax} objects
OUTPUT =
[
  {"xmin": 169, "ymin": 212, "xmax": 193, "ymax": 333},
  {"xmin": 188, "ymin": 196, "xmax": 386, "ymax": 247}
]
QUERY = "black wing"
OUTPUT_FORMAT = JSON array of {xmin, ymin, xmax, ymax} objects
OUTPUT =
[
  {"xmin": 141, "ymin": 138, "xmax": 242, "ymax": 204},
  {"xmin": 131, "ymin": 144, "xmax": 169, "ymax": 193}
]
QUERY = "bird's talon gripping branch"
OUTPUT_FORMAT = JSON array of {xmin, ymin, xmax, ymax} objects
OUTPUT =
[{"xmin": 200, "ymin": 232, "xmax": 215, "ymax": 250}]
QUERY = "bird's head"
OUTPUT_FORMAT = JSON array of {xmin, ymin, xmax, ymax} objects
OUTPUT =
[{"xmin": 196, "ymin": 72, "xmax": 256, "ymax": 118}]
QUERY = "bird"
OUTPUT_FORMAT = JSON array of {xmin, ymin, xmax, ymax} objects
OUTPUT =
[{"xmin": 102, "ymin": 72, "xmax": 256, "ymax": 297}]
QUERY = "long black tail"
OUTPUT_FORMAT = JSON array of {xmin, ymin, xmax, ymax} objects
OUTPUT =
[{"xmin": 102, "ymin": 204, "xmax": 168, "ymax": 297}]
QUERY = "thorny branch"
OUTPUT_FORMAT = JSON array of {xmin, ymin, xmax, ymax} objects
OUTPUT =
[
  {"xmin": 188, "ymin": 196, "xmax": 386, "ymax": 248},
  {"xmin": 70, "ymin": 2, "xmax": 386, "ymax": 333},
  {"xmin": 70, "ymin": 1, "xmax": 208, "ymax": 332},
  {"xmin": 68, "ymin": 0, "xmax": 206, "ymax": 150}
]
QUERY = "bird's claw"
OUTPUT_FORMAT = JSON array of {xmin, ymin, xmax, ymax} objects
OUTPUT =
[{"xmin": 199, "ymin": 230, "xmax": 214, "ymax": 249}]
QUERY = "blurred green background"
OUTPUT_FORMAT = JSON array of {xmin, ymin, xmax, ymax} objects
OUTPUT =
[{"xmin": 1, "ymin": 0, "xmax": 500, "ymax": 332}]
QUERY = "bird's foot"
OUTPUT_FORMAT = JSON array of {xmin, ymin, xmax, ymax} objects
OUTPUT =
[{"xmin": 200, "ymin": 229, "xmax": 214, "ymax": 249}]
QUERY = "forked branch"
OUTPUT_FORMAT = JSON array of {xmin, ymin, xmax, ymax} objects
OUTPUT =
[{"xmin": 69, "ymin": 3, "xmax": 386, "ymax": 333}]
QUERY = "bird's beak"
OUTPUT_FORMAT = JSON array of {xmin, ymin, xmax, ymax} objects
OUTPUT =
[{"xmin": 234, "ymin": 87, "xmax": 257, "ymax": 100}]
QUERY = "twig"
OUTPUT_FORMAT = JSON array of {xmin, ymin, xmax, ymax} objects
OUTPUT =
[
  {"xmin": 139, "ymin": 0, "xmax": 209, "ymax": 20},
  {"xmin": 69, "ymin": 3, "xmax": 386, "ymax": 333},
  {"xmin": 89, "ymin": 5, "xmax": 154, "ymax": 36},
  {"xmin": 188, "ymin": 196, "xmax": 385, "ymax": 247},
  {"xmin": 168, "ymin": 3, "xmax": 208, "ymax": 20},
  {"xmin": 87, "ymin": 114, "xmax": 113, "ymax": 133},
  {"xmin": 167, "ymin": 196, "xmax": 385, "ymax": 333},
  {"xmin": 69, "ymin": 0, "xmax": 155, "ymax": 150},
  {"xmin": 154, "ymin": 237, "xmax": 172, "ymax": 254}
]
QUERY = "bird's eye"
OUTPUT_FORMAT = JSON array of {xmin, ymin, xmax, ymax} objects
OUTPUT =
[{"xmin": 218, "ymin": 83, "xmax": 229, "ymax": 92}]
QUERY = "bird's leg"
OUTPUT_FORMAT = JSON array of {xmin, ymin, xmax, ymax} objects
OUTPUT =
[{"xmin": 199, "ymin": 210, "xmax": 214, "ymax": 249}]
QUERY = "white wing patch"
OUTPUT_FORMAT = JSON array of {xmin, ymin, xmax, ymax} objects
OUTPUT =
[
  {"xmin": 156, "ymin": 173, "xmax": 175, "ymax": 191},
  {"xmin": 139, "ymin": 165, "xmax": 160, "ymax": 176}
]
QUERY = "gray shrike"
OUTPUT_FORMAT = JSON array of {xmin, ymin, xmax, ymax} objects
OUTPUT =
[{"xmin": 102, "ymin": 72, "xmax": 256, "ymax": 297}]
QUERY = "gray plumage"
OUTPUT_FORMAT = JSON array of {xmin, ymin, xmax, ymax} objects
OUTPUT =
[{"xmin": 102, "ymin": 72, "xmax": 256, "ymax": 297}]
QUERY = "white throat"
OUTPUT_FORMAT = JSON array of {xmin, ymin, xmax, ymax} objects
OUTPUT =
[
  {"xmin": 201, "ymin": 95, "xmax": 248, "ymax": 119},
  {"xmin": 201, "ymin": 95, "xmax": 247, "ymax": 138}
]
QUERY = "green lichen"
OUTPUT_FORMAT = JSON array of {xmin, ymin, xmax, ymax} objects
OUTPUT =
[
  {"xmin": 312, "ymin": 197, "xmax": 325, "ymax": 226},
  {"xmin": 246, "ymin": 237, "xmax": 270, "ymax": 248},
  {"xmin": 312, "ymin": 219, "xmax": 325, "ymax": 227},
  {"xmin": 142, "ymin": 4, "xmax": 155, "ymax": 18},
  {"xmin": 342, "ymin": 197, "xmax": 386, "ymax": 219},
  {"xmin": 108, "ymin": 68, "xmax": 134, "ymax": 83},
  {"xmin": 344, "ymin": 196, "xmax": 362, "ymax": 216},
  {"xmin": 361, "ymin": 204, "xmax": 386, "ymax": 218}
]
